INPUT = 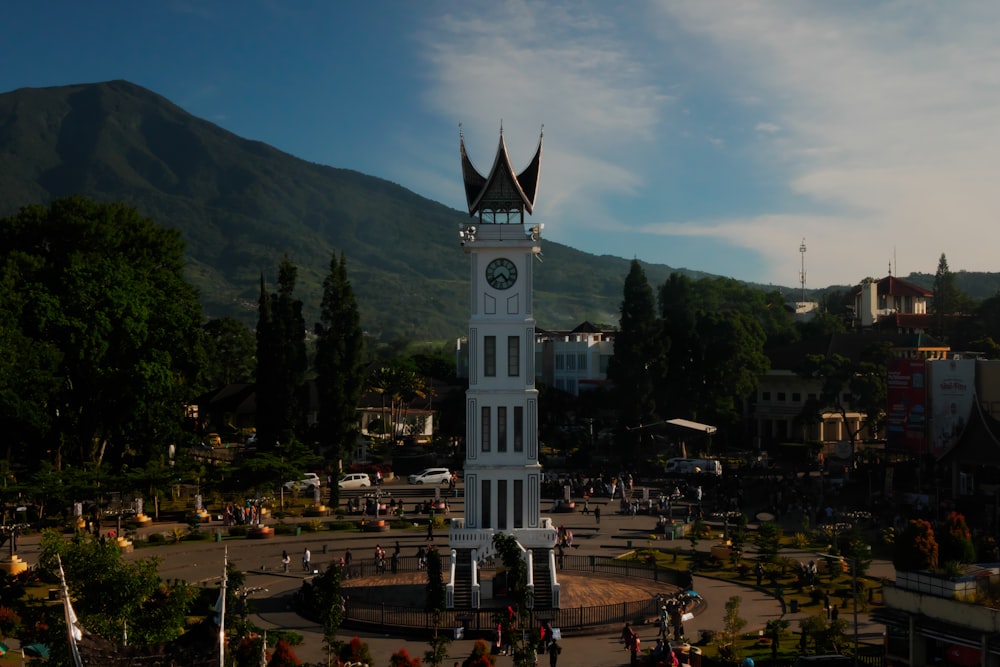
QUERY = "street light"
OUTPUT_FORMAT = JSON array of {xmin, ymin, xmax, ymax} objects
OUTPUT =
[{"xmin": 814, "ymin": 551, "xmax": 858, "ymax": 666}]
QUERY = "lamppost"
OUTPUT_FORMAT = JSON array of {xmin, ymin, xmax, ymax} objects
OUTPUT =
[{"xmin": 815, "ymin": 551, "xmax": 858, "ymax": 666}]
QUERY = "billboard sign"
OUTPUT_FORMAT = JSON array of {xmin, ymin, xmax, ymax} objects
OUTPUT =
[
  {"xmin": 886, "ymin": 359, "xmax": 927, "ymax": 454},
  {"xmin": 928, "ymin": 359, "xmax": 976, "ymax": 456}
]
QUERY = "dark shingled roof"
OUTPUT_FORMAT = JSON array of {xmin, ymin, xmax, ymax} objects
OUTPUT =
[
  {"xmin": 936, "ymin": 397, "xmax": 1000, "ymax": 465},
  {"xmin": 460, "ymin": 128, "xmax": 542, "ymax": 216}
]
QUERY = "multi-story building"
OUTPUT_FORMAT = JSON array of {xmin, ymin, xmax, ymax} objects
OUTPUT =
[
  {"xmin": 854, "ymin": 273, "xmax": 934, "ymax": 332},
  {"xmin": 755, "ymin": 332, "xmax": 949, "ymax": 453}
]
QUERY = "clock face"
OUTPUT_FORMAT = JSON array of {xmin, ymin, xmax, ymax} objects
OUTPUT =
[{"xmin": 485, "ymin": 257, "xmax": 517, "ymax": 290}]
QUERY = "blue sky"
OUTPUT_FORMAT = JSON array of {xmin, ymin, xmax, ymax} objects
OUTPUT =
[{"xmin": 4, "ymin": 1, "xmax": 1000, "ymax": 289}]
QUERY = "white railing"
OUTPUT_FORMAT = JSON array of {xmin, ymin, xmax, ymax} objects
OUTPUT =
[{"xmin": 446, "ymin": 549, "xmax": 456, "ymax": 608}]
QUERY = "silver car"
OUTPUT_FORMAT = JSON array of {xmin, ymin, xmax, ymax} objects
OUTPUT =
[{"xmin": 408, "ymin": 468, "xmax": 452, "ymax": 485}]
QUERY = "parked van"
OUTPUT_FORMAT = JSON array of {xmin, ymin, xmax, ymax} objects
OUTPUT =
[{"xmin": 664, "ymin": 458, "xmax": 723, "ymax": 477}]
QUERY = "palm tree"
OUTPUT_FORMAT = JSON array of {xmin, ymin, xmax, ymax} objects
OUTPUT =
[{"xmin": 367, "ymin": 362, "xmax": 428, "ymax": 444}]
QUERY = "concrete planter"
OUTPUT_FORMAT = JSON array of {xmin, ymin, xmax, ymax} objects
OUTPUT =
[{"xmin": 895, "ymin": 568, "xmax": 998, "ymax": 601}]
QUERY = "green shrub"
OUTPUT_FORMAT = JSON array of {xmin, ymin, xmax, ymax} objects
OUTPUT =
[
  {"xmin": 274, "ymin": 523, "xmax": 298, "ymax": 536},
  {"xmin": 304, "ymin": 519, "xmax": 324, "ymax": 533},
  {"xmin": 324, "ymin": 520, "xmax": 354, "ymax": 531},
  {"xmin": 185, "ymin": 530, "xmax": 209, "ymax": 541},
  {"xmin": 147, "ymin": 532, "xmax": 167, "ymax": 544},
  {"xmin": 228, "ymin": 525, "xmax": 249, "ymax": 537}
]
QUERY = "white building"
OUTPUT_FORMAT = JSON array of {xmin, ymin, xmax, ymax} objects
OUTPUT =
[
  {"xmin": 447, "ymin": 128, "xmax": 559, "ymax": 610},
  {"xmin": 456, "ymin": 321, "xmax": 616, "ymax": 397}
]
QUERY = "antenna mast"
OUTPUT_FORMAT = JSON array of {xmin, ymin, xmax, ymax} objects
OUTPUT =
[{"xmin": 799, "ymin": 238, "xmax": 807, "ymax": 303}]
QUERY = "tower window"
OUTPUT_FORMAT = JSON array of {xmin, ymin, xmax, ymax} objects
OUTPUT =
[
  {"xmin": 514, "ymin": 479, "xmax": 523, "ymax": 528},
  {"xmin": 481, "ymin": 480, "xmax": 492, "ymax": 529},
  {"xmin": 498, "ymin": 406, "xmax": 507, "ymax": 452},
  {"xmin": 498, "ymin": 480, "xmax": 508, "ymax": 530},
  {"xmin": 484, "ymin": 336, "xmax": 496, "ymax": 377},
  {"xmin": 481, "ymin": 406, "xmax": 491, "ymax": 452},
  {"xmin": 508, "ymin": 336, "xmax": 519, "ymax": 376},
  {"xmin": 513, "ymin": 406, "xmax": 523, "ymax": 452}
]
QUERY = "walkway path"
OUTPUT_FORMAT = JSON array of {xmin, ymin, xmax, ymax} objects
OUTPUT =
[{"xmin": 11, "ymin": 494, "xmax": 892, "ymax": 666}]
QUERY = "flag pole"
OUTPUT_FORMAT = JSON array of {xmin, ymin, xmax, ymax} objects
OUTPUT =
[
  {"xmin": 57, "ymin": 555, "xmax": 84, "ymax": 667},
  {"xmin": 219, "ymin": 546, "xmax": 228, "ymax": 667}
]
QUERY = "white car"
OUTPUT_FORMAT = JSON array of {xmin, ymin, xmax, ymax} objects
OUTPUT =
[
  {"xmin": 283, "ymin": 473, "xmax": 322, "ymax": 492},
  {"xmin": 408, "ymin": 468, "xmax": 452, "ymax": 485},
  {"xmin": 338, "ymin": 473, "xmax": 372, "ymax": 489}
]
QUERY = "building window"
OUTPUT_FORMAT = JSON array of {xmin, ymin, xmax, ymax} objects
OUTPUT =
[
  {"xmin": 792, "ymin": 393, "xmax": 801, "ymax": 402},
  {"xmin": 555, "ymin": 354, "xmax": 565, "ymax": 370},
  {"xmin": 481, "ymin": 406, "xmax": 491, "ymax": 452},
  {"xmin": 577, "ymin": 353, "xmax": 587, "ymax": 370},
  {"xmin": 481, "ymin": 480, "xmax": 492, "ymax": 529},
  {"xmin": 508, "ymin": 336, "xmax": 519, "ymax": 376},
  {"xmin": 484, "ymin": 336, "xmax": 496, "ymax": 377},
  {"xmin": 498, "ymin": 480, "xmax": 508, "ymax": 530},
  {"xmin": 566, "ymin": 354, "xmax": 577, "ymax": 371},
  {"xmin": 514, "ymin": 479, "xmax": 523, "ymax": 529},
  {"xmin": 762, "ymin": 391, "xmax": 771, "ymax": 401},
  {"xmin": 599, "ymin": 355, "xmax": 611, "ymax": 374},
  {"xmin": 777, "ymin": 392, "xmax": 786, "ymax": 402},
  {"xmin": 497, "ymin": 406, "xmax": 507, "ymax": 452},
  {"xmin": 513, "ymin": 406, "xmax": 524, "ymax": 452}
]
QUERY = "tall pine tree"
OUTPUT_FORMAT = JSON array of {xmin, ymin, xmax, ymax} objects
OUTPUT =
[
  {"xmin": 255, "ymin": 256, "xmax": 307, "ymax": 450},
  {"xmin": 314, "ymin": 252, "xmax": 365, "ymax": 498},
  {"xmin": 607, "ymin": 259, "xmax": 663, "ymax": 460},
  {"xmin": 931, "ymin": 253, "xmax": 959, "ymax": 341}
]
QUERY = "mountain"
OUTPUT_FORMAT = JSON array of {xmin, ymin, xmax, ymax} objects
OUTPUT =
[
  {"xmin": 0, "ymin": 80, "xmax": 708, "ymax": 340},
  {"xmin": 3, "ymin": 81, "xmax": 995, "ymax": 342}
]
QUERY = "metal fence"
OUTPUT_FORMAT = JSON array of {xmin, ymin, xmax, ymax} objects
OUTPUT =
[{"xmin": 339, "ymin": 553, "xmax": 689, "ymax": 638}]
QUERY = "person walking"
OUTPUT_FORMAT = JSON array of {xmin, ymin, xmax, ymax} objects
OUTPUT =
[
  {"xmin": 547, "ymin": 639, "xmax": 562, "ymax": 666},
  {"xmin": 594, "ymin": 505, "xmax": 601, "ymax": 526},
  {"xmin": 281, "ymin": 550, "xmax": 291, "ymax": 573},
  {"xmin": 302, "ymin": 547, "xmax": 311, "ymax": 572},
  {"xmin": 426, "ymin": 519, "xmax": 434, "ymax": 541}
]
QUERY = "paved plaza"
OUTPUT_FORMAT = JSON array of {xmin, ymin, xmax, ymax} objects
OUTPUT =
[{"xmin": 8, "ymin": 492, "xmax": 891, "ymax": 666}]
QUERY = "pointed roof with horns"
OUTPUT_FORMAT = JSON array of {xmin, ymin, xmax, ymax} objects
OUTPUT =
[{"xmin": 460, "ymin": 124, "xmax": 542, "ymax": 217}]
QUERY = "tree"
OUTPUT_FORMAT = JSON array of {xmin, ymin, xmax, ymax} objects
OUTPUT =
[
  {"xmin": 607, "ymin": 260, "xmax": 662, "ymax": 460},
  {"xmin": 255, "ymin": 256, "xmax": 307, "ymax": 450},
  {"xmin": 37, "ymin": 530, "xmax": 198, "ymax": 645},
  {"xmin": 308, "ymin": 561, "xmax": 344, "ymax": 662},
  {"xmin": 0, "ymin": 197, "xmax": 203, "ymax": 470},
  {"xmin": 267, "ymin": 639, "xmax": 302, "ymax": 666},
  {"xmin": 894, "ymin": 519, "xmax": 938, "ymax": 571},
  {"xmin": 491, "ymin": 532, "xmax": 534, "ymax": 667},
  {"xmin": 367, "ymin": 361, "xmax": 428, "ymax": 445},
  {"xmin": 931, "ymin": 253, "xmax": 960, "ymax": 341},
  {"xmin": 755, "ymin": 521, "xmax": 783, "ymax": 563},
  {"xmin": 800, "ymin": 342, "xmax": 891, "ymax": 450},
  {"xmin": 425, "ymin": 547, "xmax": 447, "ymax": 626},
  {"xmin": 314, "ymin": 252, "xmax": 366, "ymax": 487},
  {"xmin": 461, "ymin": 638, "xmax": 497, "ymax": 667},
  {"xmin": 200, "ymin": 317, "xmax": 256, "ymax": 388},
  {"xmin": 717, "ymin": 595, "xmax": 747, "ymax": 664},
  {"xmin": 390, "ymin": 647, "xmax": 422, "ymax": 667},
  {"xmin": 937, "ymin": 511, "xmax": 976, "ymax": 565}
]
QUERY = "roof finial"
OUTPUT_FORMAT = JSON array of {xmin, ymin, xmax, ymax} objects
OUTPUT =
[{"xmin": 499, "ymin": 119, "xmax": 503, "ymax": 136}]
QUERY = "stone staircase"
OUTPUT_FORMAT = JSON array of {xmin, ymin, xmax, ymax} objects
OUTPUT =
[
  {"xmin": 531, "ymin": 548, "xmax": 554, "ymax": 609},
  {"xmin": 451, "ymin": 548, "xmax": 474, "ymax": 609}
]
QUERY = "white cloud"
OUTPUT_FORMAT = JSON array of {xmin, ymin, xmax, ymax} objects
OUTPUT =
[
  {"xmin": 655, "ymin": 1, "xmax": 1000, "ymax": 283},
  {"xmin": 414, "ymin": 1, "xmax": 1000, "ymax": 287}
]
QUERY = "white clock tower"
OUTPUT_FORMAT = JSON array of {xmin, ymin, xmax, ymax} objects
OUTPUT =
[{"xmin": 447, "ymin": 127, "xmax": 559, "ymax": 610}]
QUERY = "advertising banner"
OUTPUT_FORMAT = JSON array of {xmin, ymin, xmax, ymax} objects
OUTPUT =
[
  {"xmin": 886, "ymin": 359, "xmax": 927, "ymax": 454},
  {"xmin": 928, "ymin": 359, "xmax": 976, "ymax": 456}
]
